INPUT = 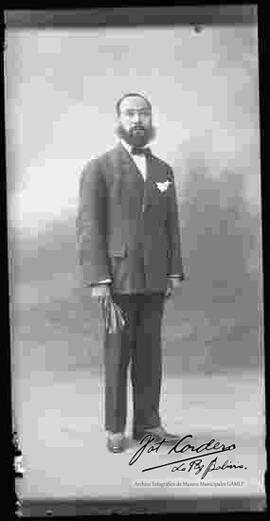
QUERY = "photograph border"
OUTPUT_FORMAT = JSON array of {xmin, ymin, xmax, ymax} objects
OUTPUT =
[{"xmin": 1, "ymin": 2, "xmax": 268, "ymax": 516}]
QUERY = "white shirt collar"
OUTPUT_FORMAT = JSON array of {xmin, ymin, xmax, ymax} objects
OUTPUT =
[{"xmin": 120, "ymin": 139, "xmax": 147, "ymax": 155}]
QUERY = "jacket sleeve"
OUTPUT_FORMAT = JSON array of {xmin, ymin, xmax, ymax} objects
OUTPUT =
[
  {"xmin": 166, "ymin": 168, "xmax": 185, "ymax": 280},
  {"xmin": 76, "ymin": 159, "xmax": 111, "ymax": 286}
]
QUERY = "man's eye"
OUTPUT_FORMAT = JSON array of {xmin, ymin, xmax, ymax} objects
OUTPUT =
[{"xmin": 124, "ymin": 110, "xmax": 150, "ymax": 117}]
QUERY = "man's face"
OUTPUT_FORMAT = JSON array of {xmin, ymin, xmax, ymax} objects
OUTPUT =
[{"xmin": 116, "ymin": 96, "xmax": 155, "ymax": 147}]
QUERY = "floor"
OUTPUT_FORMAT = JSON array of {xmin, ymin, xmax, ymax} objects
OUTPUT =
[
  {"xmin": 14, "ymin": 364, "xmax": 266, "ymax": 515},
  {"xmin": 11, "ymin": 276, "xmax": 266, "ymax": 514}
]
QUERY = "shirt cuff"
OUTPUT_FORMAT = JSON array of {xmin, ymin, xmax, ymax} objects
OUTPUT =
[{"xmin": 93, "ymin": 279, "xmax": 112, "ymax": 285}]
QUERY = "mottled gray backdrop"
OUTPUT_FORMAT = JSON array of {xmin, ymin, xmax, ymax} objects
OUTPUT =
[{"xmin": 5, "ymin": 10, "xmax": 265, "ymax": 506}]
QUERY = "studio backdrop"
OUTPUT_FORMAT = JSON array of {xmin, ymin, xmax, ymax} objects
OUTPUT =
[{"xmin": 4, "ymin": 5, "xmax": 265, "ymax": 515}]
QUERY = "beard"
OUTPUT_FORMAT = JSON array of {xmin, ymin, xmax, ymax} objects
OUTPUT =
[{"xmin": 116, "ymin": 122, "xmax": 156, "ymax": 147}]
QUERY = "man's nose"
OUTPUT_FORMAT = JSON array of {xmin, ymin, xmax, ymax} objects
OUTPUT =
[{"xmin": 132, "ymin": 112, "xmax": 142, "ymax": 123}]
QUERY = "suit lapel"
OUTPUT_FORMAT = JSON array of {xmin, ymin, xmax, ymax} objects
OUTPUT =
[
  {"xmin": 118, "ymin": 144, "xmax": 157, "ymax": 213},
  {"xmin": 112, "ymin": 143, "xmax": 167, "ymax": 213},
  {"xmin": 112, "ymin": 143, "xmax": 144, "ymax": 214},
  {"xmin": 116, "ymin": 143, "xmax": 157, "ymax": 213},
  {"xmin": 144, "ymin": 153, "xmax": 173, "ymax": 213},
  {"xmin": 143, "ymin": 155, "xmax": 160, "ymax": 212},
  {"xmin": 117, "ymin": 143, "xmax": 145, "ymax": 186}
]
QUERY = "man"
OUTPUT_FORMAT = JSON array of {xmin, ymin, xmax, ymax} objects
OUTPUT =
[{"xmin": 76, "ymin": 93, "xmax": 185, "ymax": 453}]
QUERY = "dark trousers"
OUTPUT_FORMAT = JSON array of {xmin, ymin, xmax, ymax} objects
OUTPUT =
[{"xmin": 104, "ymin": 292, "xmax": 165, "ymax": 434}]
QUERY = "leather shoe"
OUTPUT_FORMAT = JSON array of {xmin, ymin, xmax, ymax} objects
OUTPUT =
[
  {"xmin": 107, "ymin": 432, "xmax": 125, "ymax": 453},
  {"xmin": 133, "ymin": 426, "xmax": 180, "ymax": 444}
]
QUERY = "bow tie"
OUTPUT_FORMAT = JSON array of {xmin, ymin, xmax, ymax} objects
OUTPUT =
[{"xmin": 131, "ymin": 146, "xmax": 151, "ymax": 157}]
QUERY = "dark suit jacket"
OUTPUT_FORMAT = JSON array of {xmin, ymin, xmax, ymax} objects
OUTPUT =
[{"xmin": 76, "ymin": 142, "xmax": 184, "ymax": 294}]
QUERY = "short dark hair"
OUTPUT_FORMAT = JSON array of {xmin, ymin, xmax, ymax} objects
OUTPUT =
[{"xmin": 115, "ymin": 93, "xmax": 152, "ymax": 116}]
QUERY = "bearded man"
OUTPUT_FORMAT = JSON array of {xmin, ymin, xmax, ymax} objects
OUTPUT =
[{"xmin": 76, "ymin": 93, "xmax": 185, "ymax": 453}]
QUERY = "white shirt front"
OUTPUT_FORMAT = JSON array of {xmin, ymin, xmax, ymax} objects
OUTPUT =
[{"xmin": 120, "ymin": 139, "xmax": 147, "ymax": 181}]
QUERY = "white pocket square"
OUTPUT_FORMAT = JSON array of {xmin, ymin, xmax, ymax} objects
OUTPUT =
[{"xmin": 155, "ymin": 180, "xmax": 171, "ymax": 192}]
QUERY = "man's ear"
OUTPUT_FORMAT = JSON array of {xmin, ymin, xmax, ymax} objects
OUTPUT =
[{"xmin": 114, "ymin": 119, "xmax": 120, "ymax": 134}]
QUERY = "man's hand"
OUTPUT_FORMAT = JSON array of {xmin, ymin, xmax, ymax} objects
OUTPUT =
[
  {"xmin": 165, "ymin": 277, "xmax": 182, "ymax": 299},
  {"xmin": 91, "ymin": 283, "xmax": 111, "ymax": 299}
]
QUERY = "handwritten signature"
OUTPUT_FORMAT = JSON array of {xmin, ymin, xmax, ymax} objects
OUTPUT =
[{"xmin": 128, "ymin": 434, "xmax": 247, "ymax": 478}]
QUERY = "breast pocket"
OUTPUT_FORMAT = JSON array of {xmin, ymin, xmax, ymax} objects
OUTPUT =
[{"xmin": 147, "ymin": 189, "xmax": 167, "ymax": 223}]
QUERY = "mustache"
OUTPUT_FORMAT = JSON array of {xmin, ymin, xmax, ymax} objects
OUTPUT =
[
  {"xmin": 115, "ymin": 123, "xmax": 156, "ymax": 144},
  {"xmin": 131, "ymin": 125, "xmax": 145, "ymax": 131}
]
